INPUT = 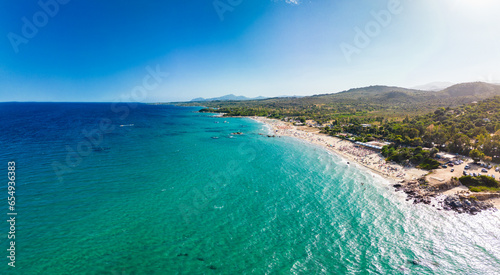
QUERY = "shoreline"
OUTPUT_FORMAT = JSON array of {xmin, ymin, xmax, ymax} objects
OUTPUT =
[
  {"xmin": 250, "ymin": 116, "xmax": 427, "ymax": 183},
  {"xmin": 249, "ymin": 116, "xmax": 500, "ymax": 213}
]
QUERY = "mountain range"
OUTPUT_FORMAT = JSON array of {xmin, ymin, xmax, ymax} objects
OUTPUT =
[
  {"xmin": 189, "ymin": 82, "xmax": 500, "ymax": 104},
  {"xmin": 182, "ymin": 82, "xmax": 500, "ymax": 116}
]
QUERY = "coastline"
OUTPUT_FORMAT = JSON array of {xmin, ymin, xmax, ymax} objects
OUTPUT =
[
  {"xmin": 250, "ymin": 116, "xmax": 427, "ymax": 183},
  {"xmin": 249, "ymin": 116, "xmax": 500, "ymax": 212}
]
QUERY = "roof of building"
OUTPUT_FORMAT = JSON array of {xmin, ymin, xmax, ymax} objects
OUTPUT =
[{"xmin": 355, "ymin": 141, "xmax": 383, "ymax": 150}]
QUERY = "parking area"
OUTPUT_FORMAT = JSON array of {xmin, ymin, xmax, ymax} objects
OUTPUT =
[{"xmin": 427, "ymin": 160, "xmax": 500, "ymax": 185}]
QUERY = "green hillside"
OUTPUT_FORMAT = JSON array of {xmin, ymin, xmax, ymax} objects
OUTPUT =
[{"xmin": 179, "ymin": 82, "xmax": 500, "ymax": 123}]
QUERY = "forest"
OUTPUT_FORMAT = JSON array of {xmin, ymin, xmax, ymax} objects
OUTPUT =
[{"xmin": 320, "ymin": 97, "xmax": 500, "ymax": 162}]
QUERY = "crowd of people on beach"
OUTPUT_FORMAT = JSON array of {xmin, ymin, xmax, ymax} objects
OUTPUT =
[{"xmin": 258, "ymin": 118, "xmax": 408, "ymax": 179}]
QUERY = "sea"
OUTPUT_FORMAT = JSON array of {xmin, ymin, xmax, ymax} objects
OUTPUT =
[{"xmin": 0, "ymin": 102, "xmax": 499, "ymax": 275}]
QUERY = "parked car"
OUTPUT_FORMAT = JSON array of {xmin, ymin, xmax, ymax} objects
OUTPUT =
[
  {"xmin": 493, "ymin": 175, "xmax": 496, "ymax": 179},
  {"xmin": 448, "ymin": 163, "xmax": 454, "ymax": 167},
  {"xmin": 473, "ymin": 173, "xmax": 477, "ymax": 177},
  {"xmin": 496, "ymin": 167, "xmax": 499, "ymax": 172},
  {"xmin": 464, "ymin": 165, "xmax": 470, "ymax": 169},
  {"xmin": 482, "ymin": 168, "xmax": 488, "ymax": 173},
  {"xmin": 442, "ymin": 165, "xmax": 448, "ymax": 168},
  {"xmin": 488, "ymin": 165, "xmax": 492, "ymax": 169},
  {"xmin": 451, "ymin": 168, "xmax": 454, "ymax": 172},
  {"xmin": 463, "ymin": 171, "xmax": 467, "ymax": 175}
]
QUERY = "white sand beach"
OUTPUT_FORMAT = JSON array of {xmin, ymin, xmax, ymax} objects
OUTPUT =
[{"xmin": 251, "ymin": 116, "xmax": 427, "ymax": 183}]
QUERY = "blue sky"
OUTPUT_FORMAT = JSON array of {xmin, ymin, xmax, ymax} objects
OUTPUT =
[{"xmin": 1, "ymin": 0, "xmax": 500, "ymax": 102}]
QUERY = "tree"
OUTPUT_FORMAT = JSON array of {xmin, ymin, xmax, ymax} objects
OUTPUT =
[
  {"xmin": 430, "ymin": 147, "xmax": 439, "ymax": 158},
  {"xmin": 469, "ymin": 149, "xmax": 484, "ymax": 163},
  {"xmin": 483, "ymin": 156, "xmax": 492, "ymax": 164},
  {"xmin": 407, "ymin": 128, "xmax": 420, "ymax": 139},
  {"xmin": 449, "ymin": 133, "xmax": 470, "ymax": 154},
  {"xmin": 411, "ymin": 137, "xmax": 423, "ymax": 146}
]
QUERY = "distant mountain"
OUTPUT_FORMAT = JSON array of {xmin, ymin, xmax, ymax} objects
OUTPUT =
[
  {"xmin": 435, "ymin": 82, "xmax": 500, "ymax": 99},
  {"xmin": 190, "ymin": 94, "xmax": 267, "ymax": 102},
  {"xmin": 412, "ymin": 82, "xmax": 455, "ymax": 91},
  {"xmin": 297, "ymin": 82, "xmax": 500, "ymax": 106},
  {"xmin": 181, "ymin": 82, "xmax": 500, "ymax": 116},
  {"xmin": 300, "ymin": 85, "xmax": 430, "ymax": 107}
]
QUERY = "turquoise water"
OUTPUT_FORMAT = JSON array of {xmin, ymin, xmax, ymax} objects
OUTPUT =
[{"xmin": 1, "ymin": 103, "xmax": 499, "ymax": 274}]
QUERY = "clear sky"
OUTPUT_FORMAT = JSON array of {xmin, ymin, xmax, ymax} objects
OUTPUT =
[{"xmin": 1, "ymin": 0, "xmax": 500, "ymax": 102}]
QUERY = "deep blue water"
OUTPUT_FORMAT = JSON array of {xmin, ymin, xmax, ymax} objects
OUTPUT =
[{"xmin": 0, "ymin": 102, "xmax": 499, "ymax": 274}]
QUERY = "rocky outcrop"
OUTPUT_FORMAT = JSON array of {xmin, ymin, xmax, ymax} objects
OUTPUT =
[
  {"xmin": 395, "ymin": 180, "xmax": 434, "ymax": 205},
  {"xmin": 441, "ymin": 195, "xmax": 493, "ymax": 215},
  {"xmin": 393, "ymin": 178, "xmax": 496, "ymax": 215}
]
